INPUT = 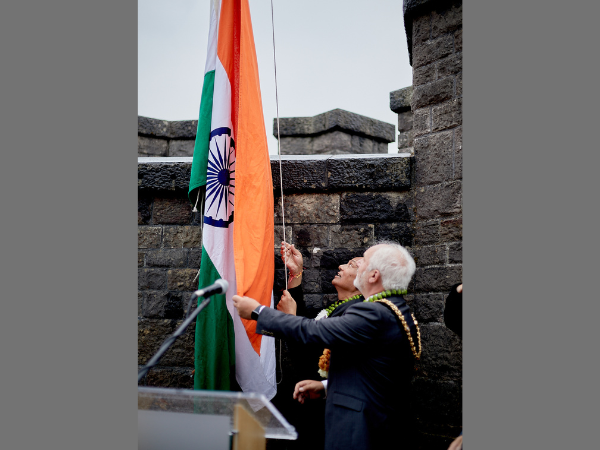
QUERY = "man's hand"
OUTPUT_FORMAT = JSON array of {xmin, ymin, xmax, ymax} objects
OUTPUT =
[
  {"xmin": 292, "ymin": 380, "xmax": 325, "ymax": 404},
  {"xmin": 276, "ymin": 290, "xmax": 297, "ymax": 315},
  {"xmin": 447, "ymin": 434, "xmax": 462, "ymax": 450},
  {"xmin": 281, "ymin": 242, "xmax": 304, "ymax": 288},
  {"xmin": 232, "ymin": 295, "xmax": 260, "ymax": 320},
  {"xmin": 457, "ymin": 284, "xmax": 462, "ymax": 294}
]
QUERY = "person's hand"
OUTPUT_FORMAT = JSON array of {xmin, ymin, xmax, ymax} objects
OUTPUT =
[
  {"xmin": 276, "ymin": 290, "xmax": 297, "ymax": 315},
  {"xmin": 281, "ymin": 242, "xmax": 303, "ymax": 276},
  {"xmin": 293, "ymin": 380, "xmax": 325, "ymax": 404},
  {"xmin": 457, "ymin": 284, "xmax": 462, "ymax": 294},
  {"xmin": 447, "ymin": 434, "xmax": 462, "ymax": 450},
  {"xmin": 232, "ymin": 295, "xmax": 260, "ymax": 320}
]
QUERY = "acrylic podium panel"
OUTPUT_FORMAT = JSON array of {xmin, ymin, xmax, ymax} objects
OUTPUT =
[{"xmin": 138, "ymin": 387, "xmax": 297, "ymax": 450}]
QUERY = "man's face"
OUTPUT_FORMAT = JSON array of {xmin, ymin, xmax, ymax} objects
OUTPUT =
[
  {"xmin": 332, "ymin": 257, "xmax": 364, "ymax": 291},
  {"xmin": 353, "ymin": 246, "xmax": 379, "ymax": 292}
]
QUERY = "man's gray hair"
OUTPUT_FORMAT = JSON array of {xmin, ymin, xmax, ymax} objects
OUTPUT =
[{"xmin": 367, "ymin": 241, "xmax": 415, "ymax": 290}]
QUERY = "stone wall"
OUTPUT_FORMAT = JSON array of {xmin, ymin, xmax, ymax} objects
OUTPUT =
[
  {"xmin": 138, "ymin": 117, "xmax": 197, "ymax": 157},
  {"xmin": 391, "ymin": 85, "xmax": 415, "ymax": 153}
]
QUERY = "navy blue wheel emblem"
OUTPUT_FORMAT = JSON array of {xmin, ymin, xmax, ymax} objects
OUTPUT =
[{"xmin": 204, "ymin": 127, "xmax": 235, "ymax": 228}]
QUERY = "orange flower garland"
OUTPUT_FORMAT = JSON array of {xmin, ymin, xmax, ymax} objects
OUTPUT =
[{"xmin": 318, "ymin": 348, "xmax": 331, "ymax": 378}]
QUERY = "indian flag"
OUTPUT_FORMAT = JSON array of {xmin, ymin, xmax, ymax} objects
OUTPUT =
[{"xmin": 188, "ymin": 0, "xmax": 276, "ymax": 400}]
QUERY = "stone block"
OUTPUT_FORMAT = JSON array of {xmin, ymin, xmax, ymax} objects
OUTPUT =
[
  {"xmin": 397, "ymin": 111, "xmax": 414, "ymax": 132},
  {"xmin": 431, "ymin": 2, "xmax": 462, "ymax": 39},
  {"xmin": 138, "ymin": 252, "xmax": 145, "ymax": 267},
  {"xmin": 340, "ymin": 192, "xmax": 411, "ymax": 223},
  {"xmin": 146, "ymin": 249, "xmax": 187, "ymax": 268},
  {"xmin": 431, "ymin": 99, "xmax": 462, "ymax": 132},
  {"xmin": 293, "ymin": 225, "xmax": 330, "ymax": 247},
  {"xmin": 320, "ymin": 270, "xmax": 338, "ymax": 294},
  {"xmin": 138, "ymin": 116, "xmax": 169, "ymax": 138},
  {"xmin": 448, "ymin": 242, "xmax": 462, "ymax": 263},
  {"xmin": 138, "ymin": 319, "xmax": 195, "ymax": 367},
  {"xmin": 418, "ymin": 323, "xmax": 462, "ymax": 380},
  {"xmin": 167, "ymin": 269, "xmax": 199, "ymax": 291},
  {"xmin": 414, "ymin": 130, "xmax": 453, "ymax": 186},
  {"xmin": 138, "ymin": 226, "xmax": 162, "ymax": 249},
  {"xmin": 322, "ymin": 294, "xmax": 338, "ymax": 308},
  {"xmin": 278, "ymin": 136, "xmax": 312, "ymax": 155},
  {"xmin": 162, "ymin": 226, "xmax": 202, "ymax": 248},
  {"xmin": 302, "ymin": 270, "xmax": 321, "ymax": 293},
  {"xmin": 271, "ymin": 159, "xmax": 327, "ymax": 192},
  {"xmin": 138, "ymin": 269, "xmax": 167, "ymax": 290},
  {"xmin": 312, "ymin": 131, "xmax": 353, "ymax": 155},
  {"xmin": 411, "ymin": 377, "xmax": 462, "ymax": 425},
  {"xmin": 456, "ymin": 72, "xmax": 462, "ymax": 98},
  {"xmin": 454, "ymin": 126, "xmax": 462, "ymax": 179},
  {"xmin": 330, "ymin": 224, "xmax": 374, "ymax": 248},
  {"xmin": 413, "ymin": 108, "xmax": 431, "ymax": 137},
  {"xmin": 327, "ymin": 156, "xmax": 411, "ymax": 191},
  {"xmin": 304, "ymin": 294, "xmax": 324, "ymax": 311},
  {"xmin": 139, "ymin": 366, "xmax": 194, "ymax": 389},
  {"xmin": 390, "ymin": 86, "xmax": 413, "ymax": 113},
  {"xmin": 144, "ymin": 290, "xmax": 184, "ymax": 320},
  {"xmin": 275, "ymin": 194, "xmax": 340, "ymax": 224},
  {"xmin": 413, "ymin": 34, "xmax": 453, "ymax": 68},
  {"xmin": 350, "ymin": 135, "xmax": 388, "ymax": 154},
  {"xmin": 406, "ymin": 293, "xmax": 445, "ymax": 323},
  {"xmin": 188, "ymin": 248, "xmax": 202, "ymax": 268},
  {"xmin": 138, "ymin": 136, "xmax": 168, "ymax": 157},
  {"xmin": 414, "ymin": 245, "xmax": 446, "ymax": 266},
  {"xmin": 440, "ymin": 218, "xmax": 462, "ymax": 242},
  {"xmin": 138, "ymin": 196, "xmax": 152, "ymax": 225},
  {"xmin": 274, "ymin": 226, "xmax": 293, "ymax": 248},
  {"xmin": 412, "ymin": 12, "xmax": 431, "ymax": 46},
  {"xmin": 313, "ymin": 248, "xmax": 367, "ymax": 270},
  {"xmin": 414, "ymin": 265, "xmax": 462, "ymax": 292},
  {"xmin": 437, "ymin": 53, "xmax": 462, "ymax": 79},
  {"xmin": 455, "ymin": 28, "xmax": 462, "ymax": 53},
  {"xmin": 413, "ymin": 62, "xmax": 436, "ymax": 86},
  {"xmin": 168, "ymin": 120, "xmax": 197, "ymax": 139},
  {"xmin": 412, "ymin": 77, "xmax": 454, "ymax": 109},
  {"xmin": 398, "ymin": 130, "xmax": 414, "ymax": 149},
  {"xmin": 138, "ymin": 162, "xmax": 192, "ymax": 193},
  {"xmin": 414, "ymin": 220, "xmax": 440, "ymax": 246},
  {"xmin": 415, "ymin": 181, "xmax": 462, "ymax": 220},
  {"xmin": 374, "ymin": 222, "xmax": 413, "ymax": 247},
  {"xmin": 153, "ymin": 198, "xmax": 191, "ymax": 225},
  {"xmin": 168, "ymin": 139, "xmax": 195, "ymax": 157},
  {"xmin": 138, "ymin": 291, "xmax": 143, "ymax": 316}
]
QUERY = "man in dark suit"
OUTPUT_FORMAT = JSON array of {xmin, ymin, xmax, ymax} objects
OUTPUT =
[{"xmin": 233, "ymin": 242, "xmax": 420, "ymax": 450}]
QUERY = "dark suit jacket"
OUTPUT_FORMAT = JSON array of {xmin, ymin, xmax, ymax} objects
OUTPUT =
[{"xmin": 257, "ymin": 294, "xmax": 417, "ymax": 450}]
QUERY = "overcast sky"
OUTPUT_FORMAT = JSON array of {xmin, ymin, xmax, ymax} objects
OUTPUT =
[{"xmin": 138, "ymin": 0, "xmax": 413, "ymax": 154}]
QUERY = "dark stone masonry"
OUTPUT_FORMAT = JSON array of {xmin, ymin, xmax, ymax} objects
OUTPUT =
[{"xmin": 138, "ymin": 1, "xmax": 461, "ymax": 448}]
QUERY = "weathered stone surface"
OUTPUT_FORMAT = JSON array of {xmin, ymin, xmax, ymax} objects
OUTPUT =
[
  {"xmin": 274, "ymin": 226, "xmax": 293, "ymax": 248},
  {"xmin": 413, "ymin": 34, "xmax": 453, "ymax": 68},
  {"xmin": 327, "ymin": 156, "xmax": 411, "ymax": 191},
  {"xmin": 322, "ymin": 294, "xmax": 339, "ymax": 308},
  {"xmin": 293, "ymin": 224, "xmax": 330, "ymax": 247},
  {"xmin": 187, "ymin": 248, "xmax": 202, "ymax": 268},
  {"xmin": 138, "ymin": 319, "xmax": 195, "ymax": 367},
  {"xmin": 138, "ymin": 226, "xmax": 162, "ymax": 248},
  {"xmin": 412, "ymin": 12, "xmax": 431, "ymax": 46},
  {"xmin": 138, "ymin": 269, "xmax": 167, "ymax": 290},
  {"xmin": 146, "ymin": 249, "xmax": 187, "ymax": 268},
  {"xmin": 138, "ymin": 196, "xmax": 152, "ymax": 225},
  {"xmin": 415, "ymin": 181, "xmax": 462, "ymax": 220},
  {"xmin": 390, "ymin": 86, "xmax": 413, "ymax": 113},
  {"xmin": 413, "ymin": 107, "xmax": 431, "ymax": 136},
  {"xmin": 413, "ymin": 62, "xmax": 436, "ymax": 86},
  {"xmin": 168, "ymin": 139, "xmax": 195, "ymax": 157},
  {"xmin": 167, "ymin": 269, "xmax": 198, "ymax": 291},
  {"xmin": 412, "ymin": 77, "xmax": 454, "ymax": 109},
  {"xmin": 144, "ymin": 290, "xmax": 184, "ymax": 319},
  {"xmin": 168, "ymin": 120, "xmax": 197, "ymax": 139},
  {"xmin": 456, "ymin": 72, "xmax": 462, "ymax": 98},
  {"xmin": 330, "ymin": 224, "xmax": 374, "ymax": 248},
  {"xmin": 414, "ymin": 265, "xmax": 462, "ymax": 292},
  {"xmin": 397, "ymin": 111, "xmax": 414, "ymax": 132},
  {"xmin": 414, "ymin": 245, "xmax": 446, "ymax": 266},
  {"xmin": 139, "ymin": 366, "xmax": 194, "ymax": 389},
  {"xmin": 275, "ymin": 194, "xmax": 340, "ymax": 224},
  {"xmin": 340, "ymin": 192, "xmax": 411, "ymax": 223},
  {"xmin": 138, "ymin": 252, "xmax": 145, "ymax": 267},
  {"xmin": 350, "ymin": 135, "xmax": 388, "ymax": 154},
  {"xmin": 454, "ymin": 28, "xmax": 462, "ymax": 53},
  {"xmin": 271, "ymin": 159, "xmax": 327, "ymax": 192},
  {"xmin": 302, "ymin": 270, "xmax": 322, "ymax": 293},
  {"xmin": 162, "ymin": 226, "xmax": 202, "ymax": 248},
  {"xmin": 138, "ymin": 162, "xmax": 191, "ymax": 192},
  {"xmin": 312, "ymin": 248, "xmax": 366, "ymax": 270},
  {"xmin": 374, "ymin": 222, "xmax": 413, "ymax": 247},
  {"xmin": 275, "ymin": 109, "xmax": 395, "ymax": 143},
  {"xmin": 437, "ymin": 53, "xmax": 462, "ymax": 79},
  {"xmin": 303, "ymin": 294, "xmax": 324, "ymax": 311},
  {"xmin": 414, "ymin": 131, "xmax": 453, "ymax": 186},
  {"xmin": 440, "ymin": 218, "xmax": 462, "ymax": 242},
  {"xmin": 411, "ymin": 377, "xmax": 462, "ymax": 424},
  {"xmin": 138, "ymin": 116, "xmax": 169, "ymax": 138},
  {"xmin": 406, "ymin": 293, "xmax": 445, "ymax": 323},
  {"xmin": 431, "ymin": 1, "xmax": 462, "ymax": 39},
  {"xmin": 398, "ymin": 131, "xmax": 414, "ymax": 149},
  {"xmin": 418, "ymin": 323, "xmax": 462, "ymax": 380},
  {"xmin": 138, "ymin": 136, "xmax": 168, "ymax": 157},
  {"xmin": 320, "ymin": 270, "xmax": 338, "ymax": 294},
  {"xmin": 431, "ymin": 99, "xmax": 462, "ymax": 132},
  {"xmin": 153, "ymin": 198, "xmax": 191, "ymax": 225},
  {"xmin": 454, "ymin": 126, "xmax": 462, "ymax": 179},
  {"xmin": 138, "ymin": 291, "xmax": 143, "ymax": 316},
  {"xmin": 448, "ymin": 242, "xmax": 462, "ymax": 263},
  {"xmin": 414, "ymin": 220, "xmax": 440, "ymax": 246}
]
